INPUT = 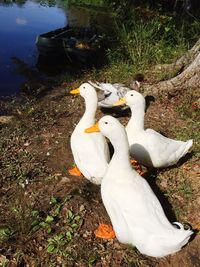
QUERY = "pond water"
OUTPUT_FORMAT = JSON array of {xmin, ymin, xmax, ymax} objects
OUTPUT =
[
  {"xmin": 0, "ymin": 1, "xmax": 112, "ymax": 97},
  {"xmin": 0, "ymin": 0, "xmax": 68, "ymax": 97}
]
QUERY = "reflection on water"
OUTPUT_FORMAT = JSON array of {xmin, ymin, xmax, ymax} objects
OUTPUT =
[
  {"xmin": 0, "ymin": 1, "xmax": 113, "ymax": 97},
  {"xmin": 0, "ymin": 0, "xmax": 67, "ymax": 97}
]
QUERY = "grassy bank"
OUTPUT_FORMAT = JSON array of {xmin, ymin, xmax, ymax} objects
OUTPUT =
[
  {"xmin": 0, "ymin": 73, "xmax": 199, "ymax": 267},
  {"xmin": 0, "ymin": 2, "xmax": 200, "ymax": 267}
]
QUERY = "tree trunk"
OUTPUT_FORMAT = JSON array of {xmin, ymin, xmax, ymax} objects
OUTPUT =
[{"xmin": 144, "ymin": 38, "xmax": 200, "ymax": 96}]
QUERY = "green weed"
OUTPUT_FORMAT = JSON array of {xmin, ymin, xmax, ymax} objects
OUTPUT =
[
  {"xmin": 0, "ymin": 227, "xmax": 13, "ymax": 241},
  {"xmin": 87, "ymin": 254, "xmax": 98, "ymax": 266},
  {"xmin": 0, "ymin": 256, "xmax": 9, "ymax": 267},
  {"xmin": 47, "ymin": 232, "xmax": 72, "ymax": 258},
  {"xmin": 31, "ymin": 195, "xmax": 73, "ymax": 234},
  {"xmin": 174, "ymin": 121, "xmax": 200, "ymax": 156},
  {"xmin": 46, "ymin": 206, "xmax": 83, "ymax": 259},
  {"xmin": 179, "ymin": 181, "xmax": 193, "ymax": 198},
  {"xmin": 108, "ymin": 15, "xmax": 189, "ymax": 71},
  {"xmin": 104, "ymin": 10, "xmax": 200, "ymax": 81}
]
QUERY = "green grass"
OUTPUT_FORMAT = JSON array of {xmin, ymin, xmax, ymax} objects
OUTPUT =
[
  {"xmin": 175, "ymin": 121, "xmax": 200, "ymax": 153},
  {"xmin": 108, "ymin": 16, "xmax": 191, "ymax": 69},
  {"xmin": 0, "ymin": 193, "xmax": 84, "ymax": 265},
  {"xmin": 101, "ymin": 9, "xmax": 200, "ymax": 82},
  {"xmin": 175, "ymin": 97, "xmax": 200, "ymax": 156},
  {"xmin": 179, "ymin": 180, "xmax": 193, "ymax": 198}
]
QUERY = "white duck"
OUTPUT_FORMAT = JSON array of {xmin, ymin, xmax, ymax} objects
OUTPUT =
[
  {"xmin": 85, "ymin": 115, "xmax": 193, "ymax": 257},
  {"xmin": 69, "ymin": 83, "xmax": 110, "ymax": 184},
  {"xmin": 88, "ymin": 81, "xmax": 132, "ymax": 108},
  {"xmin": 115, "ymin": 90, "xmax": 193, "ymax": 168}
]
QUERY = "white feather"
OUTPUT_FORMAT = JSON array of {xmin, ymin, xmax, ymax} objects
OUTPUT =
[
  {"xmin": 123, "ymin": 90, "xmax": 193, "ymax": 167},
  {"xmin": 97, "ymin": 115, "xmax": 193, "ymax": 257},
  {"xmin": 70, "ymin": 83, "xmax": 110, "ymax": 184},
  {"xmin": 88, "ymin": 81, "xmax": 130, "ymax": 108}
]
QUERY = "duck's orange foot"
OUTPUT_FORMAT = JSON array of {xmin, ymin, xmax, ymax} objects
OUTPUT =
[
  {"xmin": 130, "ymin": 159, "xmax": 138, "ymax": 165},
  {"xmin": 94, "ymin": 223, "xmax": 116, "ymax": 239},
  {"xmin": 68, "ymin": 166, "xmax": 82, "ymax": 176},
  {"xmin": 130, "ymin": 159, "xmax": 145, "ymax": 176}
]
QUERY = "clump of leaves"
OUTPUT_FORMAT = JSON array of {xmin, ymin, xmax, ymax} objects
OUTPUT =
[
  {"xmin": 46, "ymin": 206, "xmax": 83, "ymax": 258},
  {"xmin": 0, "ymin": 227, "xmax": 13, "ymax": 241},
  {"xmin": 31, "ymin": 195, "xmax": 73, "ymax": 234}
]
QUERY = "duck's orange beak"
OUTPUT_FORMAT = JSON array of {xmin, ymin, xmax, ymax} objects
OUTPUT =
[
  {"xmin": 85, "ymin": 123, "xmax": 100, "ymax": 133},
  {"xmin": 70, "ymin": 88, "xmax": 80, "ymax": 94},
  {"xmin": 114, "ymin": 98, "xmax": 126, "ymax": 106}
]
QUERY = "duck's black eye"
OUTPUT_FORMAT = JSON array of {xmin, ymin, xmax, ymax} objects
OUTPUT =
[
  {"xmin": 105, "ymin": 122, "xmax": 108, "ymax": 124},
  {"xmin": 131, "ymin": 94, "xmax": 134, "ymax": 96},
  {"xmin": 83, "ymin": 86, "xmax": 85, "ymax": 89}
]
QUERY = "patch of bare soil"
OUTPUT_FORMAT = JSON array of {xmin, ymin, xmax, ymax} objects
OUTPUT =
[{"xmin": 0, "ymin": 83, "xmax": 199, "ymax": 267}]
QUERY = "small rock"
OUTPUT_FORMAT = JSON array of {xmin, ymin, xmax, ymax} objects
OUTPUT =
[
  {"xmin": 57, "ymin": 256, "xmax": 62, "ymax": 265},
  {"xmin": 79, "ymin": 204, "xmax": 85, "ymax": 212},
  {"xmin": 113, "ymin": 242, "xmax": 122, "ymax": 249},
  {"xmin": 83, "ymin": 230, "xmax": 91, "ymax": 238},
  {"xmin": 160, "ymin": 180, "xmax": 168, "ymax": 189},
  {"xmin": 54, "ymin": 173, "xmax": 62, "ymax": 177},
  {"xmin": 24, "ymin": 142, "xmax": 30, "ymax": 147},
  {"xmin": 0, "ymin": 115, "xmax": 13, "ymax": 124},
  {"xmin": 60, "ymin": 177, "xmax": 70, "ymax": 183}
]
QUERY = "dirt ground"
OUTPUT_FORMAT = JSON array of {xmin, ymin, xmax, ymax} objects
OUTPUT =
[{"xmin": 0, "ymin": 79, "xmax": 199, "ymax": 267}]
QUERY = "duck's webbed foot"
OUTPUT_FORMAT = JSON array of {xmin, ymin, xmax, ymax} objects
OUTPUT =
[
  {"xmin": 68, "ymin": 166, "xmax": 82, "ymax": 176},
  {"xmin": 130, "ymin": 159, "xmax": 145, "ymax": 176},
  {"xmin": 94, "ymin": 223, "xmax": 116, "ymax": 239}
]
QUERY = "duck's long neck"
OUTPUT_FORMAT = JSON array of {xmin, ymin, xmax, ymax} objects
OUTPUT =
[
  {"xmin": 127, "ymin": 103, "xmax": 145, "ymax": 133},
  {"xmin": 79, "ymin": 96, "xmax": 98, "ymax": 127},
  {"xmin": 109, "ymin": 131, "xmax": 131, "ymax": 170}
]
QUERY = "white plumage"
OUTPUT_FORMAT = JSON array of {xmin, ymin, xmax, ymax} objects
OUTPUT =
[
  {"xmin": 117, "ymin": 90, "xmax": 193, "ymax": 168},
  {"xmin": 91, "ymin": 115, "xmax": 193, "ymax": 257},
  {"xmin": 70, "ymin": 83, "xmax": 110, "ymax": 184},
  {"xmin": 88, "ymin": 81, "xmax": 131, "ymax": 108}
]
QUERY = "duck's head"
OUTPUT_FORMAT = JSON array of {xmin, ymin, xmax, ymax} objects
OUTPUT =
[
  {"xmin": 114, "ymin": 90, "xmax": 145, "ymax": 108},
  {"xmin": 70, "ymin": 83, "xmax": 97, "ymax": 100},
  {"xmin": 85, "ymin": 115, "xmax": 125, "ymax": 142}
]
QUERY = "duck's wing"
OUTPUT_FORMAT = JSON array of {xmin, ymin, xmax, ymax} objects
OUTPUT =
[
  {"xmin": 105, "ymin": 174, "xmax": 172, "ymax": 236},
  {"xmin": 144, "ymin": 129, "xmax": 192, "ymax": 167},
  {"xmin": 98, "ymin": 84, "xmax": 130, "ymax": 107},
  {"xmin": 110, "ymin": 176, "xmax": 192, "ymax": 256},
  {"xmin": 98, "ymin": 83, "xmax": 118, "ymax": 93},
  {"xmin": 71, "ymin": 132, "xmax": 109, "ymax": 182},
  {"xmin": 97, "ymin": 84, "xmax": 118, "ymax": 107},
  {"xmin": 112, "ymin": 83, "xmax": 126, "ymax": 89},
  {"xmin": 88, "ymin": 80, "xmax": 130, "ymax": 107},
  {"xmin": 117, "ymin": 86, "xmax": 130, "ymax": 98},
  {"xmin": 98, "ymin": 93, "xmax": 120, "ymax": 107}
]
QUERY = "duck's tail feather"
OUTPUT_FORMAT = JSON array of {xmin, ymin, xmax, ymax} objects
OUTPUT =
[
  {"xmin": 172, "ymin": 222, "xmax": 184, "ymax": 230},
  {"xmin": 157, "ymin": 222, "xmax": 193, "ymax": 257},
  {"xmin": 176, "ymin": 139, "xmax": 193, "ymax": 161},
  {"xmin": 146, "ymin": 222, "xmax": 193, "ymax": 257},
  {"xmin": 170, "ymin": 222, "xmax": 193, "ymax": 252}
]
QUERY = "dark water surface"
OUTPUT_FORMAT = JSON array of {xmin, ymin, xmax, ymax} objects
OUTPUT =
[
  {"xmin": 0, "ymin": 1, "xmax": 67, "ymax": 97},
  {"xmin": 0, "ymin": 1, "xmax": 101, "ymax": 96},
  {"xmin": 0, "ymin": 1, "xmax": 113, "ymax": 97}
]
